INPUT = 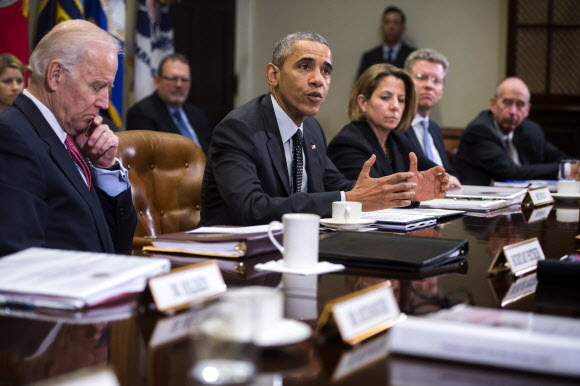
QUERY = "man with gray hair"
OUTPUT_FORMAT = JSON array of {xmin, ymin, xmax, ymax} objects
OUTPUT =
[
  {"xmin": 455, "ymin": 77, "xmax": 566, "ymax": 185},
  {"xmin": 403, "ymin": 48, "xmax": 461, "ymax": 188},
  {"xmin": 0, "ymin": 20, "xmax": 137, "ymax": 256},
  {"xmin": 200, "ymin": 32, "xmax": 448, "ymax": 226}
]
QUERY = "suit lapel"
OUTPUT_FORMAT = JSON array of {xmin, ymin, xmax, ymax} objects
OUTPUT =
[
  {"xmin": 303, "ymin": 119, "xmax": 325, "ymax": 192},
  {"xmin": 404, "ymin": 126, "xmax": 425, "ymax": 158},
  {"xmin": 153, "ymin": 92, "xmax": 181, "ymax": 135},
  {"xmin": 358, "ymin": 122, "xmax": 393, "ymax": 176},
  {"xmin": 14, "ymin": 94, "xmax": 112, "ymax": 251},
  {"xmin": 261, "ymin": 96, "xmax": 291, "ymax": 195}
]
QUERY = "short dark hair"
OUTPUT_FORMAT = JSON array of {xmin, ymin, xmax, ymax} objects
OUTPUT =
[
  {"xmin": 157, "ymin": 53, "xmax": 190, "ymax": 76},
  {"xmin": 272, "ymin": 32, "xmax": 329, "ymax": 68},
  {"xmin": 383, "ymin": 6, "xmax": 406, "ymax": 24}
]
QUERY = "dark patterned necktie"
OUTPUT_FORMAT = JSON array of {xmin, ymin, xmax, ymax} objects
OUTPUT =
[
  {"xmin": 65, "ymin": 135, "xmax": 91, "ymax": 189},
  {"xmin": 291, "ymin": 129, "xmax": 303, "ymax": 194}
]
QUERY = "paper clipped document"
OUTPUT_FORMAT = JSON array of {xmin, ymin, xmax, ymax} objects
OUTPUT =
[
  {"xmin": 0, "ymin": 248, "xmax": 170, "ymax": 310},
  {"xmin": 387, "ymin": 304, "xmax": 580, "ymax": 378}
]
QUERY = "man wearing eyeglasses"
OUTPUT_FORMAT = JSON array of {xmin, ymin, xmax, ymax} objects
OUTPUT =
[
  {"xmin": 403, "ymin": 49, "xmax": 461, "ymax": 188},
  {"xmin": 126, "ymin": 53, "xmax": 212, "ymax": 154},
  {"xmin": 455, "ymin": 77, "xmax": 566, "ymax": 185}
]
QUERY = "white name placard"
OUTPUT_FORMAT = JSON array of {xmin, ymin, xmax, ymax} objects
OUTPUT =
[
  {"xmin": 148, "ymin": 260, "xmax": 227, "ymax": 313},
  {"xmin": 332, "ymin": 334, "xmax": 389, "ymax": 381},
  {"xmin": 488, "ymin": 238, "xmax": 545, "ymax": 277},
  {"xmin": 524, "ymin": 187, "xmax": 554, "ymax": 207},
  {"xmin": 317, "ymin": 282, "xmax": 400, "ymax": 345}
]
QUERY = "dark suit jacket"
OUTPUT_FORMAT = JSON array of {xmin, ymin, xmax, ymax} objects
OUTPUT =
[
  {"xmin": 403, "ymin": 119, "xmax": 457, "ymax": 175},
  {"xmin": 357, "ymin": 43, "xmax": 416, "ymax": 77},
  {"xmin": 454, "ymin": 110, "xmax": 566, "ymax": 185},
  {"xmin": 0, "ymin": 94, "xmax": 137, "ymax": 257},
  {"xmin": 327, "ymin": 121, "xmax": 437, "ymax": 180},
  {"xmin": 200, "ymin": 94, "xmax": 355, "ymax": 226},
  {"xmin": 126, "ymin": 92, "xmax": 212, "ymax": 154}
]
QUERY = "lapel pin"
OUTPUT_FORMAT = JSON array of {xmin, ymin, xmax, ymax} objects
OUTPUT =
[{"xmin": 312, "ymin": 144, "xmax": 316, "ymax": 150}]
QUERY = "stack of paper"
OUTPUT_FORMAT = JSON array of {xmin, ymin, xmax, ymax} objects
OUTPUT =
[
  {"xmin": 0, "ymin": 248, "xmax": 170, "ymax": 310},
  {"xmin": 361, "ymin": 208, "xmax": 464, "ymax": 230},
  {"xmin": 420, "ymin": 198, "xmax": 512, "ymax": 212},
  {"xmin": 388, "ymin": 305, "xmax": 580, "ymax": 377},
  {"xmin": 446, "ymin": 185, "xmax": 528, "ymax": 205}
]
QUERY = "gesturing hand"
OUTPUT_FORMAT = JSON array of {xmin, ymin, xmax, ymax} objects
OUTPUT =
[
  {"xmin": 76, "ymin": 115, "xmax": 118, "ymax": 169},
  {"xmin": 345, "ymin": 154, "xmax": 417, "ymax": 212},
  {"xmin": 407, "ymin": 152, "xmax": 449, "ymax": 201}
]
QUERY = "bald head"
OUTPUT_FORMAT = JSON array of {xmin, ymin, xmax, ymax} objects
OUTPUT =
[{"xmin": 490, "ymin": 77, "xmax": 531, "ymax": 135}]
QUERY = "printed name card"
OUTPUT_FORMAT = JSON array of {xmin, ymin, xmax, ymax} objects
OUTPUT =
[
  {"xmin": 523, "ymin": 187, "xmax": 554, "ymax": 207},
  {"xmin": 488, "ymin": 237, "xmax": 545, "ymax": 277},
  {"xmin": 316, "ymin": 282, "xmax": 400, "ymax": 345},
  {"xmin": 148, "ymin": 260, "xmax": 227, "ymax": 314}
]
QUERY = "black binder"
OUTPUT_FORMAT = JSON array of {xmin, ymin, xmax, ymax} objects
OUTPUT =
[{"xmin": 318, "ymin": 231, "xmax": 468, "ymax": 272}]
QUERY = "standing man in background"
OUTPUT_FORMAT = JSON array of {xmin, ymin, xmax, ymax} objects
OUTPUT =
[
  {"xmin": 403, "ymin": 48, "xmax": 461, "ymax": 188},
  {"xmin": 357, "ymin": 5, "xmax": 416, "ymax": 77},
  {"xmin": 126, "ymin": 53, "xmax": 213, "ymax": 154}
]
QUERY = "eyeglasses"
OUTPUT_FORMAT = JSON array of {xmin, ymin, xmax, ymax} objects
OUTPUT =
[
  {"xmin": 160, "ymin": 75, "xmax": 191, "ymax": 83},
  {"xmin": 413, "ymin": 73, "xmax": 443, "ymax": 85}
]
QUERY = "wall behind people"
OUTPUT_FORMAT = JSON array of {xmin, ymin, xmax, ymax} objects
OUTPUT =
[{"xmin": 236, "ymin": 0, "xmax": 507, "ymax": 140}]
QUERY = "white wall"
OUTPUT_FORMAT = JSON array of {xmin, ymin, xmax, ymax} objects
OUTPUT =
[{"xmin": 235, "ymin": 0, "xmax": 507, "ymax": 139}]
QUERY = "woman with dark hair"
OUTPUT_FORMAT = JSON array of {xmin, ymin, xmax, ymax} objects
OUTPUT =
[
  {"xmin": 328, "ymin": 63, "xmax": 446, "ymax": 185},
  {"xmin": 0, "ymin": 53, "xmax": 25, "ymax": 113}
]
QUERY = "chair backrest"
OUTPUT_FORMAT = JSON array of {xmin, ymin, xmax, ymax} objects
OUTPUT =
[{"xmin": 116, "ymin": 130, "xmax": 206, "ymax": 246}]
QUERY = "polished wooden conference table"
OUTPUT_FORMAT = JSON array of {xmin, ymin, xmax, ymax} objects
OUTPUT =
[{"xmin": 1, "ymin": 202, "xmax": 579, "ymax": 385}]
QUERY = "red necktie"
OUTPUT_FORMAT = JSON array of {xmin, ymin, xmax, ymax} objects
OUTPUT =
[{"xmin": 65, "ymin": 135, "xmax": 92, "ymax": 189}]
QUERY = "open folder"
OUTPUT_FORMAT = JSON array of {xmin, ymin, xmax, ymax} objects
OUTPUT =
[{"xmin": 319, "ymin": 231, "xmax": 468, "ymax": 272}]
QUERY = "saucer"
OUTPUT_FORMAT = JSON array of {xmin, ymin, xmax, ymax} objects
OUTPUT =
[
  {"xmin": 320, "ymin": 218, "xmax": 376, "ymax": 230},
  {"xmin": 551, "ymin": 192, "xmax": 580, "ymax": 201},
  {"xmin": 200, "ymin": 318, "xmax": 311, "ymax": 347}
]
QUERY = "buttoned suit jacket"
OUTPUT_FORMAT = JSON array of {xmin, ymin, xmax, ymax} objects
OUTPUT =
[
  {"xmin": 357, "ymin": 43, "xmax": 416, "ymax": 77},
  {"xmin": 327, "ymin": 121, "xmax": 438, "ymax": 181},
  {"xmin": 126, "ymin": 92, "xmax": 212, "ymax": 154},
  {"xmin": 0, "ymin": 94, "xmax": 137, "ymax": 257},
  {"xmin": 403, "ymin": 120, "xmax": 457, "ymax": 175},
  {"xmin": 454, "ymin": 110, "xmax": 566, "ymax": 185},
  {"xmin": 200, "ymin": 94, "xmax": 355, "ymax": 226}
]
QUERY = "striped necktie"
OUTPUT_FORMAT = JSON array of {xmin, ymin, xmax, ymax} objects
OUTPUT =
[
  {"xmin": 65, "ymin": 135, "xmax": 91, "ymax": 189},
  {"xmin": 291, "ymin": 129, "xmax": 303, "ymax": 194}
]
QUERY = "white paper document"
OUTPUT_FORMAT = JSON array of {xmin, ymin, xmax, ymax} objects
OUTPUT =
[
  {"xmin": 361, "ymin": 208, "xmax": 463, "ymax": 230},
  {"xmin": 388, "ymin": 304, "xmax": 580, "ymax": 378},
  {"xmin": 446, "ymin": 185, "xmax": 528, "ymax": 205},
  {"xmin": 0, "ymin": 248, "xmax": 170, "ymax": 310},
  {"xmin": 420, "ymin": 198, "xmax": 512, "ymax": 212},
  {"xmin": 189, "ymin": 224, "xmax": 282, "ymax": 234}
]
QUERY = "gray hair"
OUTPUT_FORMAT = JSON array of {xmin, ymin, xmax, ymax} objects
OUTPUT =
[
  {"xmin": 404, "ymin": 48, "xmax": 450, "ymax": 81},
  {"xmin": 272, "ymin": 32, "xmax": 329, "ymax": 67},
  {"xmin": 29, "ymin": 19, "xmax": 122, "ymax": 83}
]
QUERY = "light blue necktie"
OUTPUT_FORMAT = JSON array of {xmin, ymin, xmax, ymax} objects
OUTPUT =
[
  {"xmin": 173, "ymin": 110, "xmax": 202, "ymax": 149},
  {"xmin": 421, "ymin": 120, "xmax": 434, "ymax": 161}
]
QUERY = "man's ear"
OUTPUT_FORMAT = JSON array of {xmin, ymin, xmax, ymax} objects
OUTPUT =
[
  {"xmin": 46, "ymin": 60, "xmax": 63, "ymax": 91},
  {"xmin": 265, "ymin": 63, "xmax": 279, "ymax": 87},
  {"xmin": 489, "ymin": 97, "xmax": 496, "ymax": 112},
  {"xmin": 153, "ymin": 74, "xmax": 160, "ymax": 89}
]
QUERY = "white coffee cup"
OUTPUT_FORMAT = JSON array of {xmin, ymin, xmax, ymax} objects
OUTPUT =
[
  {"xmin": 267, "ymin": 213, "xmax": 320, "ymax": 269},
  {"xmin": 220, "ymin": 286, "xmax": 283, "ymax": 340},
  {"xmin": 332, "ymin": 201, "xmax": 362, "ymax": 223},
  {"xmin": 556, "ymin": 208, "xmax": 580, "ymax": 223},
  {"xmin": 557, "ymin": 180, "xmax": 580, "ymax": 195}
]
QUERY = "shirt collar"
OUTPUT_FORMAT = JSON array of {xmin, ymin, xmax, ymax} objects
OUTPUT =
[
  {"xmin": 23, "ymin": 89, "xmax": 67, "ymax": 144},
  {"xmin": 493, "ymin": 118, "xmax": 514, "ymax": 141},
  {"xmin": 411, "ymin": 112, "xmax": 429, "ymax": 127},
  {"xmin": 271, "ymin": 94, "xmax": 303, "ymax": 143},
  {"xmin": 383, "ymin": 42, "xmax": 402, "ymax": 56}
]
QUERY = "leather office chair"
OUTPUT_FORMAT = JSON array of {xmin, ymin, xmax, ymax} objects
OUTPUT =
[{"xmin": 116, "ymin": 130, "xmax": 206, "ymax": 247}]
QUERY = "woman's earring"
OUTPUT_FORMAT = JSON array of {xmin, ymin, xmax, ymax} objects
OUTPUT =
[{"xmin": 362, "ymin": 110, "xmax": 366, "ymax": 114}]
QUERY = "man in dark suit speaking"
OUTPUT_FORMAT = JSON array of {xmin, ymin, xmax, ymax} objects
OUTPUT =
[
  {"xmin": 200, "ymin": 32, "xmax": 448, "ymax": 226},
  {"xmin": 126, "ymin": 54, "xmax": 212, "ymax": 154},
  {"xmin": 357, "ymin": 6, "xmax": 416, "ymax": 77},
  {"xmin": 0, "ymin": 20, "xmax": 137, "ymax": 257}
]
